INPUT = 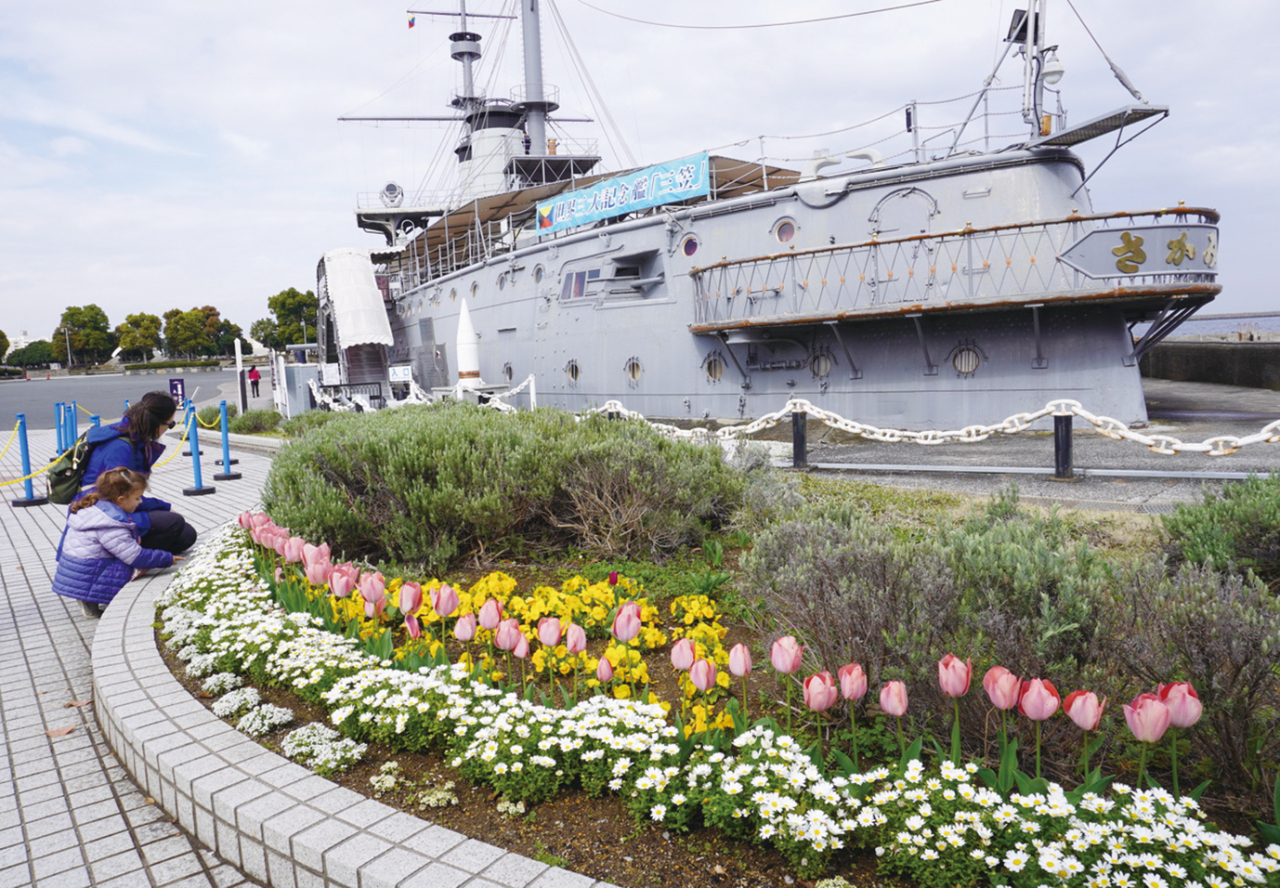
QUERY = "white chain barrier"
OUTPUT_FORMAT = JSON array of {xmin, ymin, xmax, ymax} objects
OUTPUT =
[
  {"xmin": 313, "ymin": 376, "xmax": 1280, "ymax": 457},
  {"xmin": 578, "ymin": 398, "xmax": 1280, "ymax": 457}
]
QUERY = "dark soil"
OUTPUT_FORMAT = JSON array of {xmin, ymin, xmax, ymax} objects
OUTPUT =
[{"xmin": 156, "ymin": 615, "xmax": 891, "ymax": 888}]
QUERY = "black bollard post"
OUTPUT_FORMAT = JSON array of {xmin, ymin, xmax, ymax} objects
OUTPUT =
[
  {"xmin": 1051, "ymin": 414, "xmax": 1074, "ymax": 480},
  {"xmin": 791, "ymin": 411, "xmax": 808, "ymax": 469}
]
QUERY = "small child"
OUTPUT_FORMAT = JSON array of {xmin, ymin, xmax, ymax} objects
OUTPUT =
[{"xmin": 53, "ymin": 467, "xmax": 183, "ymax": 618}]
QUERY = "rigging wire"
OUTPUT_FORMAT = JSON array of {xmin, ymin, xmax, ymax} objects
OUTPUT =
[
  {"xmin": 546, "ymin": 0, "xmax": 637, "ymax": 168},
  {"xmin": 1062, "ymin": 0, "xmax": 1145, "ymax": 102},
  {"xmin": 572, "ymin": 0, "xmax": 944, "ymax": 30}
]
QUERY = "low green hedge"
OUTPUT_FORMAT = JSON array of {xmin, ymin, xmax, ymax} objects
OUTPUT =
[
  {"xmin": 262, "ymin": 402, "xmax": 744, "ymax": 573},
  {"xmin": 123, "ymin": 360, "xmax": 222, "ymax": 370}
]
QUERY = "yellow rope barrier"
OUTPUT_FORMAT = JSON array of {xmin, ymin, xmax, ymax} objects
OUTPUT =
[
  {"xmin": 0, "ymin": 421, "xmax": 19, "ymax": 463},
  {"xmin": 0, "ymin": 459, "xmax": 51, "ymax": 487},
  {"xmin": 195, "ymin": 412, "xmax": 222, "ymax": 429},
  {"xmin": 152, "ymin": 421, "xmax": 193, "ymax": 468}
]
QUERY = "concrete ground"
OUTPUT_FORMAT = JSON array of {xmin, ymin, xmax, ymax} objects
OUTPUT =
[
  {"xmin": 1, "ymin": 427, "xmax": 272, "ymax": 888},
  {"xmin": 800, "ymin": 378, "xmax": 1280, "ymax": 512}
]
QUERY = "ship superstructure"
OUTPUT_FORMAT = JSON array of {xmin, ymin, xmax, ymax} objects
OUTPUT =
[{"xmin": 315, "ymin": 0, "xmax": 1219, "ymax": 429}]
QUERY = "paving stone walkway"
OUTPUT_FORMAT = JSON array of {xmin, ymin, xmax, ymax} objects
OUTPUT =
[{"xmin": 1, "ymin": 425, "xmax": 271, "ymax": 888}]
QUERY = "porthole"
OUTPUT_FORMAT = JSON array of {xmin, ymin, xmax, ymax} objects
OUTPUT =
[
  {"xmin": 774, "ymin": 219, "xmax": 797, "ymax": 244},
  {"xmin": 534, "ymin": 265, "xmax": 545, "ymax": 283},
  {"xmin": 624, "ymin": 356, "xmax": 643, "ymax": 384},
  {"xmin": 949, "ymin": 343, "xmax": 985, "ymax": 377},
  {"xmin": 449, "ymin": 287, "xmax": 457, "ymax": 302},
  {"xmin": 470, "ymin": 281, "xmax": 479, "ymax": 298},
  {"xmin": 503, "ymin": 362, "xmax": 514, "ymax": 382},
  {"xmin": 703, "ymin": 351, "xmax": 724, "ymax": 382},
  {"xmin": 682, "ymin": 235, "xmax": 699, "ymax": 257},
  {"xmin": 498, "ymin": 273, "xmax": 506, "ymax": 291},
  {"xmin": 809, "ymin": 352, "xmax": 833, "ymax": 378},
  {"xmin": 565, "ymin": 359, "xmax": 580, "ymax": 386}
]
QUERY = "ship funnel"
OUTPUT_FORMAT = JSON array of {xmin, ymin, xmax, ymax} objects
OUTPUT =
[{"xmin": 456, "ymin": 298, "xmax": 484, "ymax": 389}]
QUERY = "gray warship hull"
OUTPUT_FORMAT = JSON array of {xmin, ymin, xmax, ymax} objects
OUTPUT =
[{"xmin": 316, "ymin": 3, "xmax": 1219, "ymax": 431}]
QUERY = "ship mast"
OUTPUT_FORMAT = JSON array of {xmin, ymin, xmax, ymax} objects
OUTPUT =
[{"xmin": 518, "ymin": 0, "xmax": 551, "ymax": 155}]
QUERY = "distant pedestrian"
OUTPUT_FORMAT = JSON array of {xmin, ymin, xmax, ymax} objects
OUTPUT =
[
  {"xmin": 52, "ymin": 468, "xmax": 182, "ymax": 618},
  {"xmin": 248, "ymin": 366, "xmax": 261, "ymax": 398}
]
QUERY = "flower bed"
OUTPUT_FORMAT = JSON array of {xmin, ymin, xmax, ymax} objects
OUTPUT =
[{"xmin": 156, "ymin": 520, "xmax": 1280, "ymax": 885}]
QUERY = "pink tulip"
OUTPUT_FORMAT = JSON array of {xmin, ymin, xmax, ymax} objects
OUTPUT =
[
  {"xmin": 274, "ymin": 566, "xmax": 283, "ymax": 584},
  {"xmin": 1158, "ymin": 682, "xmax": 1203, "ymax": 729},
  {"xmin": 564, "ymin": 623, "xmax": 586, "ymax": 655},
  {"xmin": 689, "ymin": 659, "xmax": 717, "ymax": 693},
  {"xmin": 454, "ymin": 613, "xmax": 477, "ymax": 642},
  {"xmin": 250, "ymin": 512, "xmax": 273, "ymax": 528},
  {"xmin": 283, "ymin": 536, "xmax": 307, "ymax": 563},
  {"xmin": 1063, "ymin": 690, "xmax": 1107, "ymax": 732},
  {"xmin": 611, "ymin": 602, "xmax": 642, "ymax": 643},
  {"xmin": 272, "ymin": 534, "xmax": 289, "ymax": 557},
  {"xmin": 1018, "ymin": 678, "xmax": 1061, "ymax": 722},
  {"xmin": 983, "ymin": 666, "xmax": 1021, "ymax": 711},
  {"xmin": 804, "ymin": 672, "xmax": 839, "ymax": 712},
  {"xmin": 769, "ymin": 636, "xmax": 803, "ymax": 675},
  {"xmin": 405, "ymin": 615, "xmax": 422, "ymax": 640},
  {"xmin": 608, "ymin": 571, "xmax": 619, "ymax": 586},
  {"xmin": 478, "ymin": 598, "xmax": 504, "ymax": 631},
  {"xmin": 729, "ymin": 643, "xmax": 753, "ymax": 678},
  {"xmin": 494, "ymin": 618, "xmax": 522, "ymax": 652},
  {"xmin": 596, "ymin": 655, "xmax": 614, "ymax": 683},
  {"xmin": 399, "ymin": 582, "xmax": 423, "ymax": 618},
  {"xmin": 513, "ymin": 633, "xmax": 530, "ymax": 659},
  {"xmin": 537, "ymin": 617, "xmax": 562, "ymax": 647},
  {"xmin": 880, "ymin": 681, "xmax": 909, "ymax": 717},
  {"xmin": 302, "ymin": 542, "xmax": 330, "ymax": 569},
  {"xmin": 670, "ymin": 638, "xmax": 696, "ymax": 672},
  {"xmin": 937, "ymin": 654, "xmax": 972, "ymax": 698},
  {"xmin": 359, "ymin": 572, "xmax": 387, "ymax": 619},
  {"xmin": 1124, "ymin": 692, "xmax": 1172, "ymax": 743},
  {"xmin": 430, "ymin": 584, "xmax": 459, "ymax": 619},
  {"xmin": 304, "ymin": 557, "xmax": 332, "ymax": 586},
  {"xmin": 238, "ymin": 511, "xmax": 254, "ymax": 530},
  {"xmin": 838, "ymin": 663, "xmax": 867, "ymax": 701},
  {"xmin": 329, "ymin": 563, "xmax": 358, "ymax": 598}
]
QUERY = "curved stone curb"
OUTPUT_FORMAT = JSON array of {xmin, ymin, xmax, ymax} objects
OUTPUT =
[{"xmin": 93, "ymin": 565, "xmax": 621, "ymax": 888}]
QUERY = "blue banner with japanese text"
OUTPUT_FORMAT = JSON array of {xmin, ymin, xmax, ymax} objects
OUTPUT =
[{"xmin": 536, "ymin": 153, "xmax": 710, "ymax": 235}]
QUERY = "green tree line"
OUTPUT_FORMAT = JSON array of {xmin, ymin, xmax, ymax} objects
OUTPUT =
[{"xmin": 1, "ymin": 289, "xmax": 318, "ymax": 366}]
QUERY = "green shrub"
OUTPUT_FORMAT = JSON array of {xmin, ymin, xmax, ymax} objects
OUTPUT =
[
  {"xmin": 549, "ymin": 417, "xmax": 745, "ymax": 557},
  {"xmin": 196, "ymin": 403, "xmax": 238, "ymax": 429},
  {"xmin": 123, "ymin": 360, "xmax": 221, "ymax": 370},
  {"xmin": 262, "ymin": 403, "xmax": 743, "ymax": 573},
  {"xmin": 943, "ymin": 488, "xmax": 1107, "ymax": 681},
  {"xmin": 1098, "ymin": 558, "xmax": 1280, "ymax": 804},
  {"xmin": 739, "ymin": 503, "xmax": 960, "ymax": 733},
  {"xmin": 1163, "ymin": 472, "xmax": 1280, "ymax": 587},
  {"xmin": 229, "ymin": 409, "xmax": 282, "ymax": 434},
  {"xmin": 281, "ymin": 410, "xmax": 342, "ymax": 438}
]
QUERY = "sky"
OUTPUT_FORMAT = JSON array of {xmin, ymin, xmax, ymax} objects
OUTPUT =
[{"xmin": 1, "ymin": 0, "xmax": 1275, "ymax": 348}]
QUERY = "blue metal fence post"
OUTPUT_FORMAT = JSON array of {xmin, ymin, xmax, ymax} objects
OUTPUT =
[
  {"xmin": 69, "ymin": 401, "xmax": 79, "ymax": 442},
  {"xmin": 213, "ymin": 401, "xmax": 242, "ymax": 481},
  {"xmin": 182, "ymin": 410, "xmax": 215, "ymax": 497},
  {"xmin": 53, "ymin": 402, "xmax": 65, "ymax": 453},
  {"xmin": 11, "ymin": 413, "xmax": 49, "ymax": 508},
  {"xmin": 90, "ymin": 414, "xmax": 100, "ymax": 429},
  {"xmin": 183, "ymin": 398, "xmax": 202, "ymax": 457}
]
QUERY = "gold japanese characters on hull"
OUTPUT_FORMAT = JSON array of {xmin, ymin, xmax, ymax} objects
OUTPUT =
[{"xmin": 1111, "ymin": 230, "xmax": 1218, "ymax": 274}]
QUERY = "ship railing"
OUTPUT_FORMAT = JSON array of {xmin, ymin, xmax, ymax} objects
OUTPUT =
[{"xmin": 690, "ymin": 208, "xmax": 1219, "ymax": 326}]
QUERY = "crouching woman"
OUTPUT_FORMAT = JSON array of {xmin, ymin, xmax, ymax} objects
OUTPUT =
[{"xmin": 53, "ymin": 468, "xmax": 181, "ymax": 618}]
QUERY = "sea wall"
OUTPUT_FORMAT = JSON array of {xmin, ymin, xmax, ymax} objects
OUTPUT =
[{"xmin": 1141, "ymin": 341, "xmax": 1280, "ymax": 391}]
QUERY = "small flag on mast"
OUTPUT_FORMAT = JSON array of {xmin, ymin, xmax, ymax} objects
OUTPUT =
[{"xmin": 408, "ymin": 14, "xmax": 416, "ymax": 28}]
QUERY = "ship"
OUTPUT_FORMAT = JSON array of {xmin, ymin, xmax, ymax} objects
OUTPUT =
[{"xmin": 311, "ymin": 0, "xmax": 1220, "ymax": 430}]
